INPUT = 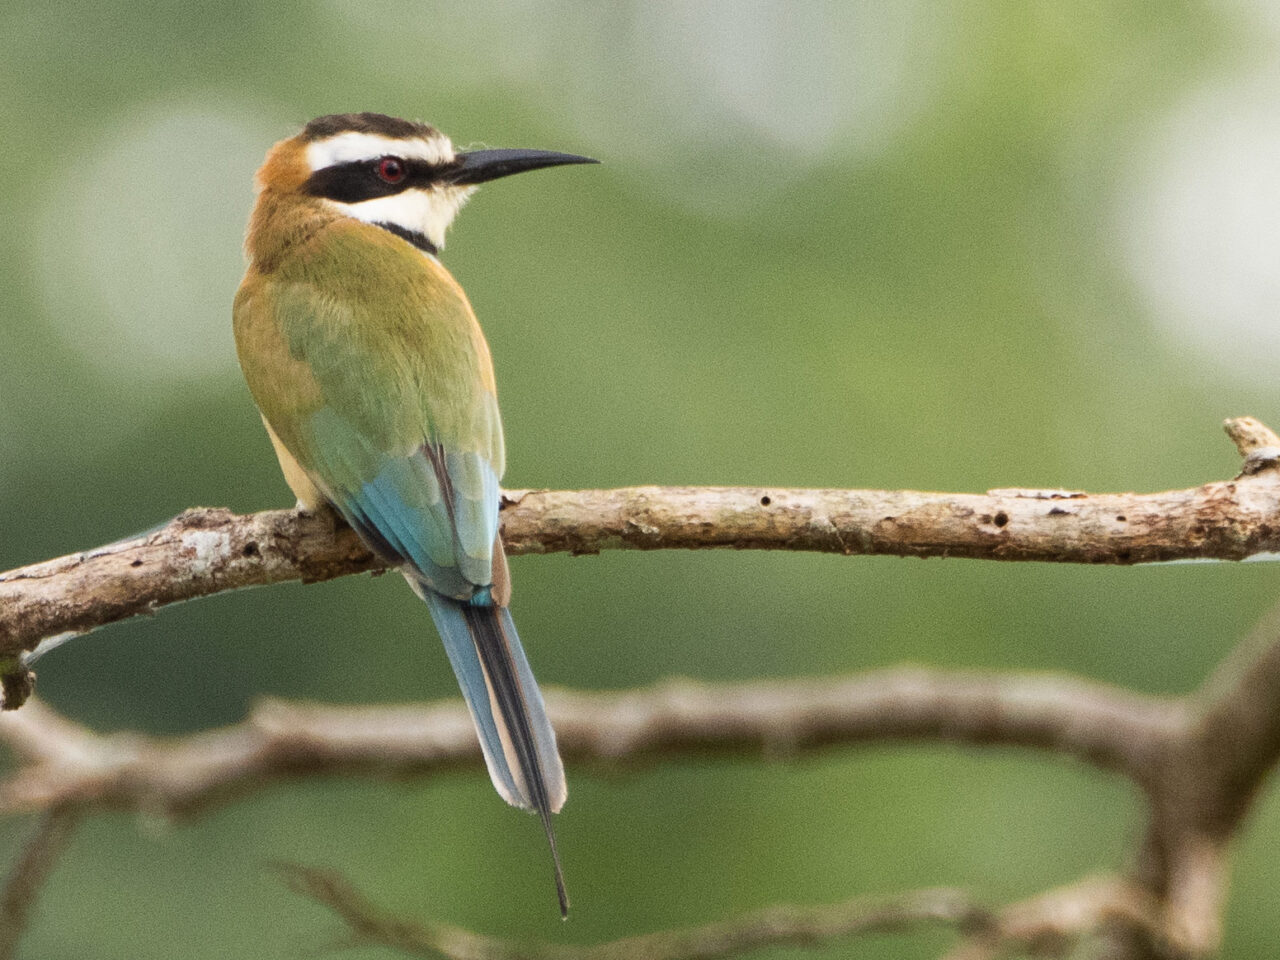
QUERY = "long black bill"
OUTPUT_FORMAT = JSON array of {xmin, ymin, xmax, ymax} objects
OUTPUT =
[{"xmin": 443, "ymin": 148, "xmax": 599, "ymax": 186}]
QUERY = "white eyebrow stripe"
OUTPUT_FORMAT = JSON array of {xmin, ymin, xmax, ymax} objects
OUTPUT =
[{"xmin": 305, "ymin": 132, "xmax": 455, "ymax": 170}]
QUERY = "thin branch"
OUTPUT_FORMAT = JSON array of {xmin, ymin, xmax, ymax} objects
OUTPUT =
[
  {"xmin": 278, "ymin": 863, "xmax": 992, "ymax": 960},
  {"xmin": 0, "ymin": 670, "xmax": 1176, "ymax": 820},
  {"xmin": 1184, "ymin": 595, "xmax": 1280, "ymax": 834},
  {"xmin": 0, "ymin": 807, "xmax": 80, "ymax": 960},
  {"xmin": 280, "ymin": 865, "xmax": 1164, "ymax": 960},
  {"xmin": 2, "ymin": 418, "xmax": 1279, "ymax": 675},
  {"xmin": 939, "ymin": 875, "xmax": 1162, "ymax": 960},
  {"xmin": 1111, "ymin": 596, "xmax": 1280, "ymax": 960}
]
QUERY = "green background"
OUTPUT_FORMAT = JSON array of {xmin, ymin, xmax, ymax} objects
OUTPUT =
[{"xmin": 3, "ymin": 2, "xmax": 1280, "ymax": 956}]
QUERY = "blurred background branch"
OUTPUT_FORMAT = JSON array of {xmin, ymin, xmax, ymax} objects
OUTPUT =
[
  {"xmin": 277, "ymin": 865, "xmax": 1169, "ymax": 960},
  {"xmin": 0, "ymin": 807, "xmax": 79, "ymax": 960},
  {"xmin": 0, "ymin": 671, "xmax": 1176, "ymax": 820},
  {"xmin": 2, "ymin": 599, "xmax": 1278, "ymax": 959},
  {"xmin": 278, "ymin": 864, "xmax": 996, "ymax": 958}
]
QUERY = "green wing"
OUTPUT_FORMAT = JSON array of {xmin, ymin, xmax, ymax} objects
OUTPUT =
[{"xmin": 234, "ymin": 219, "xmax": 505, "ymax": 599}]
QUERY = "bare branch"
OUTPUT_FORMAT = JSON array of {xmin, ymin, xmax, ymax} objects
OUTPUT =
[
  {"xmin": 940, "ymin": 875, "xmax": 1162, "ymax": 960},
  {"xmin": 1112, "ymin": 598, "xmax": 1280, "ymax": 960},
  {"xmin": 0, "ymin": 808, "xmax": 80, "ymax": 960},
  {"xmin": 2, "ymin": 417, "xmax": 1279, "ymax": 670},
  {"xmin": 1183, "ymin": 596, "xmax": 1280, "ymax": 833},
  {"xmin": 0, "ymin": 506, "xmax": 381, "ymax": 670},
  {"xmin": 1222, "ymin": 415, "xmax": 1280, "ymax": 458},
  {"xmin": 0, "ymin": 670, "xmax": 1175, "ymax": 820},
  {"xmin": 281, "ymin": 866, "xmax": 1167, "ymax": 960},
  {"xmin": 279, "ymin": 863, "xmax": 991, "ymax": 960}
]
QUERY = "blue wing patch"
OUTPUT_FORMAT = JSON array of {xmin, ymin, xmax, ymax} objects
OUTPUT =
[{"xmin": 304, "ymin": 408, "xmax": 501, "ymax": 598}]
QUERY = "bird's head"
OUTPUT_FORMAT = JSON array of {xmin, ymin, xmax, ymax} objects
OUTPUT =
[{"xmin": 251, "ymin": 112, "xmax": 597, "ymax": 257}]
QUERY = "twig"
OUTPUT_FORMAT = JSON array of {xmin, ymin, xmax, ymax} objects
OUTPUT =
[
  {"xmin": 939, "ymin": 875, "xmax": 1162, "ymax": 960},
  {"xmin": 278, "ymin": 863, "xmax": 992, "ymax": 960},
  {"xmin": 0, "ymin": 807, "xmax": 80, "ymax": 960},
  {"xmin": 281, "ymin": 865, "xmax": 1166, "ymax": 960},
  {"xmin": 1113, "ymin": 594, "xmax": 1280, "ymax": 959},
  {"xmin": 0, "ymin": 670, "xmax": 1176, "ymax": 820},
  {"xmin": 3, "ymin": 418, "xmax": 1279, "ymax": 679}
]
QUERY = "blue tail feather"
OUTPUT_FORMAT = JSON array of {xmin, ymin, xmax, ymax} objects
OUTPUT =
[{"xmin": 417, "ymin": 584, "xmax": 568, "ymax": 914}]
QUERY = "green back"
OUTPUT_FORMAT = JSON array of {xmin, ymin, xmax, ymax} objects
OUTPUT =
[{"xmin": 234, "ymin": 218, "xmax": 505, "ymax": 597}]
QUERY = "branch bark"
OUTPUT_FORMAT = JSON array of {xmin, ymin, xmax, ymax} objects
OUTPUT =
[
  {"xmin": 0, "ymin": 670, "xmax": 1176, "ymax": 819},
  {"xmin": 0, "ymin": 621, "xmax": 1274, "ymax": 958},
  {"xmin": 0, "ymin": 808, "xmax": 80, "ymax": 960},
  {"xmin": 3, "ymin": 418, "xmax": 1279, "ymax": 678},
  {"xmin": 279, "ymin": 865, "xmax": 1159, "ymax": 960}
]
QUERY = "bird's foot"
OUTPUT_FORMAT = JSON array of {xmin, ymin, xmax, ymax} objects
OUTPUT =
[{"xmin": 295, "ymin": 500, "xmax": 341, "ymax": 538}]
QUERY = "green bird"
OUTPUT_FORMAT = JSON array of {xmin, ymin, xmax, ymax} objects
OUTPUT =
[{"xmin": 233, "ymin": 112, "xmax": 596, "ymax": 914}]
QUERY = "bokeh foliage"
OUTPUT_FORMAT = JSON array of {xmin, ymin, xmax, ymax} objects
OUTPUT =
[{"xmin": 3, "ymin": 2, "xmax": 1280, "ymax": 957}]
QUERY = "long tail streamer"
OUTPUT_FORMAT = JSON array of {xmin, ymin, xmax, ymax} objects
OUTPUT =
[{"xmin": 422, "ymin": 588, "xmax": 568, "ymax": 915}]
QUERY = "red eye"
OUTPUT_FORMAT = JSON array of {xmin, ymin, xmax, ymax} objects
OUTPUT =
[{"xmin": 377, "ymin": 157, "xmax": 406, "ymax": 183}]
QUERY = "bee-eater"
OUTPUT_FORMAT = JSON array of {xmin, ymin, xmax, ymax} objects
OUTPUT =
[{"xmin": 233, "ymin": 112, "xmax": 596, "ymax": 914}]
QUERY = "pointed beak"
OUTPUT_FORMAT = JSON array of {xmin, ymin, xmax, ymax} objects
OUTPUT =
[{"xmin": 442, "ymin": 148, "xmax": 599, "ymax": 186}]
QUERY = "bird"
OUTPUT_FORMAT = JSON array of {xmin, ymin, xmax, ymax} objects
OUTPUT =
[{"xmin": 232, "ymin": 112, "xmax": 596, "ymax": 915}]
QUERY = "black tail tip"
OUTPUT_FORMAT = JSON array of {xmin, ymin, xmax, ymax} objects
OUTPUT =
[{"xmin": 554, "ymin": 860, "xmax": 570, "ymax": 918}]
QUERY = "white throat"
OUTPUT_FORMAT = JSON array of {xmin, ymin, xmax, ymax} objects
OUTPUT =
[{"xmin": 324, "ymin": 186, "xmax": 474, "ymax": 252}]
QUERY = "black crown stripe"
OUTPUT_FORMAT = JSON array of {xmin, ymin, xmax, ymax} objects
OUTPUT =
[{"xmin": 301, "ymin": 112, "xmax": 438, "ymax": 142}]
